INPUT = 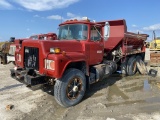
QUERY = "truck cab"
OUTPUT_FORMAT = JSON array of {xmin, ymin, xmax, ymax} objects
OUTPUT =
[{"xmin": 58, "ymin": 19, "xmax": 104, "ymax": 65}]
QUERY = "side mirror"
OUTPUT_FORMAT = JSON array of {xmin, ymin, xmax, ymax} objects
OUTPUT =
[{"xmin": 104, "ymin": 22, "xmax": 110, "ymax": 41}]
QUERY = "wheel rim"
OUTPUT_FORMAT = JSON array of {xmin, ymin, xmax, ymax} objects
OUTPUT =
[{"xmin": 66, "ymin": 77, "xmax": 82, "ymax": 100}]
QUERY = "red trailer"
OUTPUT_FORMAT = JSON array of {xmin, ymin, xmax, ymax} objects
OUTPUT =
[{"xmin": 10, "ymin": 18, "xmax": 149, "ymax": 107}]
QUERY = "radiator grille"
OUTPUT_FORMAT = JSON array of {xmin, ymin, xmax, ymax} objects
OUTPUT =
[{"xmin": 24, "ymin": 47, "xmax": 39, "ymax": 70}]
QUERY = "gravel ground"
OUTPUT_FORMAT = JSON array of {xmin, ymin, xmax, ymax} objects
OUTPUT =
[{"xmin": 0, "ymin": 48, "xmax": 160, "ymax": 120}]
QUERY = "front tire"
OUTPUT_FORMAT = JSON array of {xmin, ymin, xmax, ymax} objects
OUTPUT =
[{"xmin": 54, "ymin": 68, "xmax": 86, "ymax": 107}]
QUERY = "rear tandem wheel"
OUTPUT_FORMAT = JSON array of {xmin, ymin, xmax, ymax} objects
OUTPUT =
[{"xmin": 127, "ymin": 56, "xmax": 137, "ymax": 76}]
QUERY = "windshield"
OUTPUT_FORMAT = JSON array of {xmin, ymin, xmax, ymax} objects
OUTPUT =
[
  {"xmin": 30, "ymin": 35, "xmax": 38, "ymax": 40},
  {"xmin": 58, "ymin": 24, "xmax": 88, "ymax": 40},
  {"xmin": 30, "ymin": 35, "xmax": 47, "ymax": 40}
]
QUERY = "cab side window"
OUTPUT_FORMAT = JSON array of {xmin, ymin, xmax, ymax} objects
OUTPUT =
[{"xmin": 90, "ymin": 26, "xmax": 101, "ymax": 41}]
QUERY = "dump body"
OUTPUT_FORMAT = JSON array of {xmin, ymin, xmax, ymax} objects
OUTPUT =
[
  {"xmin": 100, "ymin": 20, "xmax": 148, "ymax": 57},
  {"xmin": 10, "ymin": 18, "xmax": 149, "ymax": 107}
]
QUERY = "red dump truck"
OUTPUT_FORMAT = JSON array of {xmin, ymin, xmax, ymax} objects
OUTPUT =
[
  {"xmin": 10, "ymin": 18, "xmax": 149, "ymax": 107},
  {"xmin": 2, "ymin": 33, "xmax": 57, "ymax": 64}
]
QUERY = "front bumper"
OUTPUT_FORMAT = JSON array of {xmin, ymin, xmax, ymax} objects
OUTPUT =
[{"xmin": 10, "ymin": 68, "xmax": 47, "ymax": 90}]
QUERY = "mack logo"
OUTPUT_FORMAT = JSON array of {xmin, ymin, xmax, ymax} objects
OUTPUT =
[
  {"xmin": 25, "ymin": 49, "xmax": 29, "ymax": 53},
  {"xmin": 27, "ymin": 55, "xmax": 37, "ymax": 67}
]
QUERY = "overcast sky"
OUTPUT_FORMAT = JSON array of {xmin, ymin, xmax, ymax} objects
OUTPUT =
[{"xmin": 0, "ymin": 0, "xmax": 160, "ymax": 41}]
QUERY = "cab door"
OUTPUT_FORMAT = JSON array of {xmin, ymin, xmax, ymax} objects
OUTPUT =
[{"xmin": 89, "ymin": 26, "xmax": 104, "ymax": 65}]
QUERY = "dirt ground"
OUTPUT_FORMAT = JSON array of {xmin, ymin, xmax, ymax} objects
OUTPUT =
[{"xmin": 1, "ymin": 49, "xmax": 160, "ymax": 120}]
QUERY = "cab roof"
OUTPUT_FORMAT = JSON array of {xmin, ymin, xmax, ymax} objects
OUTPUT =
[{"xmin": 59, "ymin": 19, "xmax": 99, "ymax": 26}]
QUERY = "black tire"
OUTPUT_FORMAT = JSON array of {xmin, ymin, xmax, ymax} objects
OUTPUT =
[
  {"xmin": 121, "ymin": 57, "xmax": 129, "ymax": 75},
  {"xmin": 54, "ymin": 68, "xmax": 86, "ymax": 107},
  {"xmin": 127, "ymin": 56, "xmax": 137, "ymax": 76},
  {"xmin": 136, "ymin": 55, "xmax": 142, "ymax": 61}
]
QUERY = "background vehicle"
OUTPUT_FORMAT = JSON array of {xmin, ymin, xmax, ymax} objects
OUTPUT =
[
  {"xmin": 29, "ymin": 32, "xmax": 57, "ymax": 40},
  {"xmin": 149, "ymin": 31, "xmax": 160, "ymax": 66},
  {"xmin": 1, "ymin": 33, "xmax": 57, "ymax": 65},
  {"xmin": 0, "ymin": 37, "xmax": 15, "ymax": 64},
  {"xmin": 149, "ymin": 31, "xmax": 160, "ymax": 50},
  {"xmin": 10, "ymin": 18, "xmax": 149, "ymax": 107}
]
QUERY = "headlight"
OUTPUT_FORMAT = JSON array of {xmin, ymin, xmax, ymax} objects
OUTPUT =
[
  {"xmin": 45, "ymin": 59, "xmax": 55, "ymax": 70},
  {"xmin": 50, "ymin": 48, "xmax": 61, "ymax": 54}
]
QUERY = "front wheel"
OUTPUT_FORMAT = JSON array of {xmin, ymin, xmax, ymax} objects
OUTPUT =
[{"xmin": 54, "ymin": 68, "xmax": 86, "ymax": 107}]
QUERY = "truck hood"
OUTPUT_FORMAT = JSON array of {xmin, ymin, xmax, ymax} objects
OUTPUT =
[{"xmin": 23, "ymin": 40, "xmax": 83, "ymax": 53}]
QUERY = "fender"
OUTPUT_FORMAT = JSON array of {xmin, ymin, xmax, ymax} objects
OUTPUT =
[{"xmin": 45, "ymin": 52, "xmax": 88, "ymax": 79}]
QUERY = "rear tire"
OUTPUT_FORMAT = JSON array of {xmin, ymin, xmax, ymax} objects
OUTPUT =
[
  {"xmin": 54, "ymin": 68, "xmax": 86, "ymax": 107},
  {"xmin": 127, "ymin": 56, "xmax": 137, "ymax": 76},
  {"xmin": 136, "ymin": 55, "xmax": 142, "ymax": 74},
  {"xmin": 121, "ymin": 57, "xmax": 129, "ymax": 75}
]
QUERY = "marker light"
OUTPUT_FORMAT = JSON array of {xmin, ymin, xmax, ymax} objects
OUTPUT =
[{"xmin": 50, "ymin": 48, "xmax": 61, "ymax": 54}]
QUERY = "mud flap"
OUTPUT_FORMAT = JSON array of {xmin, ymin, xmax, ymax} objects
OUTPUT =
[
  {"xmin": 136, "ymin": 59, "xmax": 148, "ymax": 75},
  {"xmin": 24, "ymin": 74, "xmax": 46, "ymax": 86}
]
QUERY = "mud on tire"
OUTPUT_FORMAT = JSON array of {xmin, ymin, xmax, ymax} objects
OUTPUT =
[{"xmin": 54, "ymin": 68, "xmax": 86, "ymax": 107}]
